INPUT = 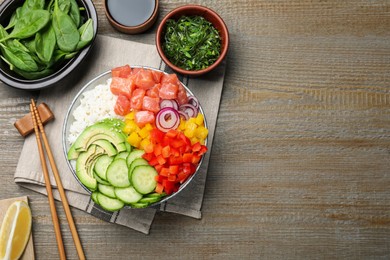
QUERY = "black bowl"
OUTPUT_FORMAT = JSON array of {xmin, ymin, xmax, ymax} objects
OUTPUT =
[{"xmin": 0, "ymin": 0, "xmax": 98, "ymax": 90}]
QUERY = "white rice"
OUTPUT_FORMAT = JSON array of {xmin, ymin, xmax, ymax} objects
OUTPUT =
[{"xmin": 67, "ymin": 78, "xmax": 122, "ymax": 144}]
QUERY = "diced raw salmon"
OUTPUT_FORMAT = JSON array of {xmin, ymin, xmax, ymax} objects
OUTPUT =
[
  {"xmin": 146, "ymin": 83, "xmax": 161, "ymax": 98},
  {"xmin": 111, "ymin": 65, "xmax": 132, "ymax": 78},
  {"xmin": 135, "ymin": 110, "xmax": 155, "ymax": 127},
  {"xmin": 176, "ymin": 84, "xmax": 188, "ymax": 105},
  {"xmin": 110, "ymin": 77, "xmax": 135, "ymax": 99},
  {"xmin": 134, "ymin": 69, "xmax": 155, "ymax": 89},
  {"xmin": 159, "ymin": 82, "xmax": 178, "ymax": 99},
  {"xmin": 130, "ymin": 88, "xmax": 146, "ymax": 110},
  {"xmin": 142, "ymin": 96, "xmax": 160, "ymax": 113},
  {"xmin": 114, "ymin": 95, "xmax": 131, "ymax": 116}
]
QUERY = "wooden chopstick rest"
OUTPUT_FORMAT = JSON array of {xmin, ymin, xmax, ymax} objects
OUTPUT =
[{"xmin": 14, "ymin": 103, "xmax": 54, "ymax": 137}]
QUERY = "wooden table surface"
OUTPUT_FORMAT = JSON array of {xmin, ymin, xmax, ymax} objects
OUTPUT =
[{"xmin": 1, "ymin": 0, "xmax": 390, "ymax": 259}]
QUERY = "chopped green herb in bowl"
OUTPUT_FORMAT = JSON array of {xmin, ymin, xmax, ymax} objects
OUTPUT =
[
  {"xmin": 156, "ymin": 5, "xmax": 229, "ymax": 76},
  {"xmin": 162, "ymin": 15, "xmax": 221, "ymax": 71}
]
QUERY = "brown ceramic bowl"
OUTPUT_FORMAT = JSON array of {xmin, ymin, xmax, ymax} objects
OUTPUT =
[
  {"xmin": 156, "ymin": 5, "xmax": 229, "ymax": 76},
  {"xmin": 104, "ymin": 0, "xmax": 159, "ymax": 34}
]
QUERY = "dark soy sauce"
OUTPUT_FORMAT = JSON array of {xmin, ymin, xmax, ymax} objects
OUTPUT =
[{"xmin": 107, "ymin": 0, "xmax": 156, "ymax": 27}]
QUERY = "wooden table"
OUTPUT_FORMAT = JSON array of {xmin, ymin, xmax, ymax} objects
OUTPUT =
[{"xmin": 1, "ymin": 0, "xmax": 389, "ymax": 259}]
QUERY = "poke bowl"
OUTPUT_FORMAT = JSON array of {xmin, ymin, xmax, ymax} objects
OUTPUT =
[{"xmin": 63, "ymin": 65, "xmax": 209, "ymax": 211}]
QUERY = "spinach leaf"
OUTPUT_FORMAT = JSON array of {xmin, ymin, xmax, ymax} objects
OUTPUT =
[
  {"xmin": 13, "ymin": 67, "xmax": 53, "ymax": 79},
  {"xmin": 21, "ymin": 38, "xmax": 37, "ymax": 53},
  {"xmin": 0, "ymin": 55, "xmax": 14, "ymax": 70},
  {"xmin": 52, "ymin": 0, "xmax": 80, "ymax": 52},
  {"xmin": 5, "ymin": 7, "xmax": 22, "ymax": 30},
  {"xmin": 35, "ymin": 25, "xmax": 56, "ymax": 63},
  {"xmin": 58, "ymin": 0, "xmax": 71, "ymax": 14},
  {"xmin": 0, "ymin": 43, "xmax": 38, "ymax": 72},
  {"xmin": 76, "ymin": 18, "xmax": 93, "ymax": 50},
  {"xmin": 69, "ymin": 0, "xmax": 81, "ymax": 27},
  {"xmin": 22, "ymin": 0, "xmax": 45, "ymax": 12},
  {"xmin": 1, "ymin": 10, "xmax": 51, "ymax": 41}
]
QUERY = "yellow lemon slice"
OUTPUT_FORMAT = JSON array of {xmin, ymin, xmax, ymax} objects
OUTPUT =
[{"xmin": 0, "ymin": 201, "xmax": 32, "ymax": 260}]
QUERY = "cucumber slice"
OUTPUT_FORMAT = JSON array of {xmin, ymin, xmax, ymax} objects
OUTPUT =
[
  {"xmin": 139, "ymin": 196, "xmax": 162, "ymax": 204},
  {"xmin": 94, "ymin": 154, "xmax": 114, "ymax": 180},
  {"xmin": 129, "ymin": 202, "xmax": 149, "ymax": 208},
  {"xmin": 97, "ymin": 192, "xmax": 124, "ymax": 212},
  {"xmin": 131, "ymin": 165, "xmax": 157, "ymax": 194},
  {"xmin": 115, "ymin": 151, "xmax": 129, "ymax": 161},
  {"xmin": 93, "ymin": 171, "xmax": 111, "ymax": 185},
  {"xmin": 125, "ymin": 142, "xmax": 132, "ymax": 152},
  {"xmin": 128, "ymin": 158, "xmax": 149, "ymax": 180},
  {"xmin": 98, "ymin": 184, "xmax": 116, "ymax": 198},
  {"xmin": 91, "ymin": 192, "xmax": 99, "ymax": 203},
  {"xmin": 106, "ymin": 159, "xmax": 131, "ymax": 188},
  {"xmin": 115, "ymin": 186, "xmax": 142, "ymax": 204},
  {"xmin": 126, "ymin": 149, "xmax": 145, "ymax": 168}
]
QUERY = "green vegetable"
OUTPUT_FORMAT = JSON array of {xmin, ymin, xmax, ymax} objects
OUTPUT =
[
  {"xmin": 35, "ymin": 25, "xmax": 56, "ymax": 63},
  {"xmin": 162, "ymin": 15, "xmax": 221, "ymax": 71},
  {"xmin": 0, "ymin": 0, "xmax": 94, "ymax": 79},
  {"xmin": 68, "ymin": 0, "xmax": 81, "ymax": 27},
  {"xmin": 52, "ymin": 0, "xmax": 80, "ymax": 52},
  {"xmin": 76, "ymin": 18, "xmax": 93, "ymax": 50},
  {"xmin": 0, "ymin": 10, "xmax": 51, "ymax": 42},
  {"xmin": 0, "ymin": 43, "xmax": 38, "ymax": 72}
]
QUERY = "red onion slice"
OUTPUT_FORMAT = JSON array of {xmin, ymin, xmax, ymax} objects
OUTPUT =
[
  {"xmin": 156, "ymin": 107, "xmax": 180, "ymax": 132},
  {"xmin": 178, "ymin": 110, "xmax": 189, "ymax": 121},
  {"xmin": 179, "ymin": 103, "xmax": 198, "ymax": 118},
  {"xmin": 187, "ymin": 96, "xmax": 199, "ymax": 110},
  {"xmin": 160, "ymin": 99, "xmax": 179, "ymax": 110}
]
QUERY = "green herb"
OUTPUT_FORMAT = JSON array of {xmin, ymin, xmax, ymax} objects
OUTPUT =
[
  {"xmin": 162, "ymin": 15, "xmax": 221, "ymax": 71},
  {"xmin": 0, "ymin": 0, "xmax": 94, "ymax": 79},
  {"xmin": 52, "ymin": 0, "xmax": 80, "ymax": 52}
]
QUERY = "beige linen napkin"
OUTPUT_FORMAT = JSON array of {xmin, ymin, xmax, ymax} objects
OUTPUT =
[{"xmin": 14, "ymin": 35, "xmax": 225, "ymax": 234}]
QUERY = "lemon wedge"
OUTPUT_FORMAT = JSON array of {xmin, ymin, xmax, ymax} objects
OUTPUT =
[{"xmin": 0, "ymin": 201, "xmax": 32, "ymax": 260}]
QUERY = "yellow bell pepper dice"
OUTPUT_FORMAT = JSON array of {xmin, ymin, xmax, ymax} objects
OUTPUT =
[
  {"xmin": 144, "ymin": 123, "xmax": 153, "ymax": 131},
  {"xmin": 184, "ymin": 121, "xmax": 197, "ymax": 138},
  {"xmin": 178, "ymin": 119, "xmax": 186, "ymax": 131},
  {"xmin": 123, "ymin": 120, "xmax": 139, "ymax": 134},
  {"xmin": 138, "ymin": 126, "xmax": 151, "ymax": 139},
  {"xmin": 139, "ymin": 138, "xmax": 151, "ymax": 150},
  {"xmin": 125, "ymin": 111, "xmax": 135, "ymax": 120},
  {"xmin": 195, "ymin": 113, "xmax": 204, "ymax": 125},
  {"xmin": 127, "ymin": 132, "xmax": 142, "ymax": 147},
  {"xmin": 195, "ymin": 126, "xmax": 209, "ymax": 140}
]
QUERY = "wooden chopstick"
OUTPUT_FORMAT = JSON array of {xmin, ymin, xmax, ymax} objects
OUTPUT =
[
  {"xmin": 30, "ymin": 103, "xmax": 67, "ymax": 260},
  {"xmin": 31, "ymin": 99, "xmax": 86, "ymax": 260}
]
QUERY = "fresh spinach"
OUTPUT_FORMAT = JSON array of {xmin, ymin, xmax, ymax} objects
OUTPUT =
[
  {"xmin": 0, "ymin": 43, "xmax": 38, "ymax": 72},
  {"xmin": 1, "ymin": 10, "xmax": 50, "ymax": 41},
  {"xmin": 35, "ymin": 25, "xmax": 56, "ymax": 63},
  {"xmin": 52, "ymin": 0, "xmax": 80, "ymax": 52},
  {"xmin": 13, "ymin": 67, "xmax": 54, "ymax": 79},
  {"xmin": 0, "ymin": 0, "xmax": 94, "ymax": 79},
  {"xmin": 68, "ymin": 0, "xmax": 81, "ymax": 27},
  {"xmin": 76, "ymin": 18, "xmax": 93, "ymax": 50}
]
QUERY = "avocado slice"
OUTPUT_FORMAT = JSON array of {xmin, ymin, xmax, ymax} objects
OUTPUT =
[
  {"xmin": 93, "ymin": 139, "xmax": 118, "ymax": 157},
  {"xmin": 75, "ymin": 145, "xmax": 105, "ymax": 191},
  {"xmin": 71, "ymin": 123, "xmax": 126, "ymax": 153}
]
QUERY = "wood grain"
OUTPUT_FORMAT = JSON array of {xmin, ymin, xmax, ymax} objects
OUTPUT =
[{"xmin": 1, "ymin": 0, "xmax": 390, "ymax": 259}]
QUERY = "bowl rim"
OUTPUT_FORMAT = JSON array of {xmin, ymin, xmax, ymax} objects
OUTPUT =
[
  {"xmin": 103, "ymin": 0, "xmax": 159, "ymax": 34},
  {"xmin": 62, "ymin": 66, "xmax": 208, "ymax": 209},
  {"xmin": 0, "ymin": 0, "xmax": 98, "ymax": 90},
  {"xmin": 156, "ymin": 4, "xmax": 229, "ymax": 76}
]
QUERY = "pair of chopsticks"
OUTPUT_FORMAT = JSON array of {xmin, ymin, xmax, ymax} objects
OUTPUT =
[{"xmin": 30, "ymin": 99, "xmax": 85, "ymax": 260}]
